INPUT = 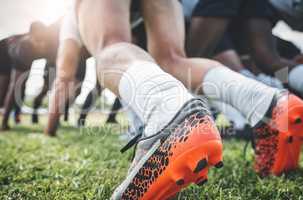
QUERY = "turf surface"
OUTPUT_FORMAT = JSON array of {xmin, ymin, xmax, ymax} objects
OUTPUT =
[{"xmin": 0, "ymin": 115, "xmax": 303, "ymax": 200}]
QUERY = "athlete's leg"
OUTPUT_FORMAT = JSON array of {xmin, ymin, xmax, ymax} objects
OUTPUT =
[
  {"xmin": 32, "ymin": 81, "xmax": 49, "ymax": 124},
  {"xmin": 33, "ymin": 66, "xmax": 56, "ymax": 124},
  {"xmin": 14, "ymin": 104, "xmax": 22, "ymax": 124},
  {"xmin": 79, "ymin": 0, "xmax": 192, "ymax": 131},
  {"xmin": 246, "ymin": 19, "xmax": 303, "ymax": 96},
  {"xmin": 63, "ymin": 103, "xmax": 69, "ymax": 122},
  {"xmin": 2, "ymin": 69, "xmax": 28, "ymax": 130},
  {"xmin": 0, "ymin": 74, "xmax": 10, "ymax": 107},
  {"xmin": 77, "ymin": 85, "xmax": 100, "ymax": 127},
  {"xmin": 187, "ymin": 18, "xmax": 229, "ymax": 57},
  {"xmin": 143, "ymin": 0, "xmax": 221, "ymax": 91},
  {"xmin": 213, "ymin": 50, "xmax": 244, "ymax": 71},
  {"xmin": 187, "ymin": 0, "xmax": 232, "ymax": 57},
  {"xmin": 245, "ymin": 19, "xmax": 297, "ymax": 74},
  {"xmin": 212, "ymin": 33, "xmax": 244, "ymax": 72},
  {"xmin": 144, "ymin": 0, "xmax": 278, "ymax": 126},
  {"xmin": 241, "ymin": 10, "xmax": 303, "ymax": 96},
  {"xmin": 77, "ymin": 92, "xmax": 92, "ymax": 127},
  {"xmin": 144, "ymin": 0, "xmax": 303, "ymax": 177},
  {"xmin": 78, "ymin": 0, "xmax": 139, "ymax": 93},
  {"xmin": 77, "ymin": 1, "xmax": 222, "ymax": 199},
  {"xmin": 17, "ymin": 83, "xmax": 26, "ymax": 124},
  {"xmin": 106, "ymin": 97, "xmax": 122, "ymax": 124},
  {"xmin": 213, "ymin": 34, "xmax": 284, "ymax": 89}
]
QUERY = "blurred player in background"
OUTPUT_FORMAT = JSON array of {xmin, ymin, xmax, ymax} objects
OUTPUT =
[
  {"xmin": 0, "ymin": 20, "xmax": 99, "ymax": 130},
  {"xmin": 47, "ymin": 0, "xmax": 303, "ymax": 199},
  {"xmin": 45, "ymin": 0, "xmax": 222, "ymax": 199}
]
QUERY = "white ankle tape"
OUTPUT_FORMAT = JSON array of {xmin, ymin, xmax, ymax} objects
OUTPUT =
[
  {"xmin": 203, "ymin": 67, "xmax": 278, "ymax": 126},
  {"xmin": 119, "ymin": 61, "xmax": 193, "ymax": 136}
]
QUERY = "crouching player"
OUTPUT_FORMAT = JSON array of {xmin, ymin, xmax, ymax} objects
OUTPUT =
[
  {"xmin": 185, "ymin": 0, "xmax": 303, "ymax": 177},
  {"xmin": 47, "ymin": 0, "xmax": 303, "ymax": 199},
  {"xmin": 45, "ymin": 0, "xmax": 223, "ymax": 199}
]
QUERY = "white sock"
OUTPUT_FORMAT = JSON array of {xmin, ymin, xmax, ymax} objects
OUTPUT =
[
  {"xmin": 119, "ymin": 61, "xmax": 193, "ymax": 137},
  {"xmin": 203, "ymin": 67, "xmax": 278, "ymax": 127},
  {"xmin": 289, "ymin": 64, "xmax": 303, "ymax": 96}
]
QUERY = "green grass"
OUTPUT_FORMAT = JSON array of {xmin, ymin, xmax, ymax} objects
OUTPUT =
[{"xmin": 0, "ymin": 115, "xmax": 303, "ymax": 200}]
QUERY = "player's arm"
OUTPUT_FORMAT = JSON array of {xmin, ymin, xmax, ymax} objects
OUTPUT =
[{"xmin": 44, "ymin": 39, "xmax": 81, "ymax": 136}]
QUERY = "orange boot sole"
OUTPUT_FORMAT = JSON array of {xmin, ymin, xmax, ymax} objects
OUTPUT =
[
  {"xmin": 254, "ymin": 94, "xmax": 303, "ymax": 176},
  {"xmin": 121, "ymin": 113, "xmax": 223, "ymax": 200},
  {"xmin": 272, "ymin": 95, "xmax": 303, "ymax": 175}
]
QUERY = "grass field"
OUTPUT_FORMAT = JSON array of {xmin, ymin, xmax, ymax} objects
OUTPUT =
[{"xmin": 0, "ymin": 114, "xmax": 303, "ymax": 200}]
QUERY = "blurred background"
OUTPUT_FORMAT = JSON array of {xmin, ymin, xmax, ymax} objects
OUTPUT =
[
  {"xmin": 0, "ymin": 0, "xmax": 303, "ymax": 121},
  {"xmin": 1, "ymin": 0, "xmax": 302, "ymax": 49},
  {"xmin": 0, "ymin": 0, "xmax": 116, "ymax": 118},
  {"xmin": 0, "ymin": 0, "xmax": 72, "ymax": 38}
]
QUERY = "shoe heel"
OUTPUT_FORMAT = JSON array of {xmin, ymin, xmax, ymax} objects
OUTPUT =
[
  {"xmin": 208, "ymin": 148, "xmax": 224, "ymax": 167},
  {"xmin": 196, "ymin": 176, "xmax": 208, "ymax": 186},
  {"xmin": 142, "ymin": 118, "xmax": 223, "ymax": 200},
  {"xmin": 172, "ymin": 139, "xmax": 222, "ymax": 182}
]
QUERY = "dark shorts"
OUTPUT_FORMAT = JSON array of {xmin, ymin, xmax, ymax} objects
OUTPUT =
[
  {"xmin": 0, "ymin": 57, "xmax": 12, "ymax": 74},
  {"xmin": 0, "ymin": 62, "xmax": 12, "ymax": 74},
  {"xmin": 0, "ymin": 40, "xmax": 12, "ymax": 74},
  {"xmin": 193, "ymin": 0, "xmax": 274, "ymax": 19}
]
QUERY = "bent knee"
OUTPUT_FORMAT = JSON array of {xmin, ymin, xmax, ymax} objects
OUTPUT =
[
  {"xmin": 201, "ymin": 59, "xmax": 225, "ymax": 69},
  {"xmin": 152, "ymin": 49, "xmax": 186, "ymax": 70},
  {"xmin": 101, "ymin": 34, "xmax": 131, "ymax": 49},
  {"xmin": 154, "ymin": 49, "xmax": 223, "ymax": 72},
  {"xmin": 96, "ymin": 42, "xmax": 153, "ymax": 69}
]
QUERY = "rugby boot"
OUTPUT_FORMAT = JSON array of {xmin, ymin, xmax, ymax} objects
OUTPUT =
[
  {"xmin": 111, "ymin": 98, "xmax": 223, "ymax": 200},
  {"xmin": 253, "ymin": 91, "xmax": 303, "ymax": 177}
]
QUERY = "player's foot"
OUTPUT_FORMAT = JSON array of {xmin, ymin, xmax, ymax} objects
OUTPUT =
[
  {"xmin": 32, "ymin": 113, "xmax": 39, "ymax": 124},
  {"xmin": 106, "ymin": 118, "xmax": 118, "ymax": 124},
  {"xmin": 14, "ymin": 114, "xmax": 21, "ymax": 124},
  {"xmin": 111, "ymin": 99, "xmax": 223, "ymax": 200},
  {"xmin": 77, "ymin": 118, "xmax": 85, "ymax": 127},
  {"xmin": 253, "ymin": 91, "xmax": 303, "ymax": 177}
]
